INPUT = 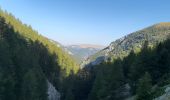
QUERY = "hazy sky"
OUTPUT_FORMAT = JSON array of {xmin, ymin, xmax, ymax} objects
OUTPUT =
[{"xmin": 0, "ymin": 0, "xmax": 170, "ymax": 45}]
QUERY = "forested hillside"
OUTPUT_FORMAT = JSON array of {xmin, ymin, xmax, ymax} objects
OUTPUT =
[
  {"xmin": 87, "ymin": 39, "xmax": 170, "ymax": 100},
  {"xmin": 61, "ymin": 23, "xmax": 170, "ymax": 100},
  {"xmin": 84, "ymin": 23, "xmax": 170, "ymax": 66},
  {"xmin": 1, "ymin": 7, "xmax": 170, "ymax": 100},
  {"xmin": 0, "ymin": 9, "xmax": 79, "ymax": 100},
  {"xmin": 0, "ymin": 9, "xmax": 79, "ymax": 76},
  {"xmin": 64, "ymin": 37, "xmax": 170, "ymax": 100}
]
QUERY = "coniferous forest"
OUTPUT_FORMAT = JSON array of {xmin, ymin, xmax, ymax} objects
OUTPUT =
[
  {"xmin": 0, "ymin": 9, "xmax": 79, "ymax": 100},
  {"xmin": 63, "ymin": 39, "xmax": 170, "ymax": 100},
  {"xmin": 0, "ymin": 5, "xmax": 170, "ymax": 100}
]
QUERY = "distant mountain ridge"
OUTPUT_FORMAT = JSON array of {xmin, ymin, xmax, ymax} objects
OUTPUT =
[
  {"xmin": 67, "ymin": 44, "xmax": 105, "ymax": 49},
  {"xmin": 48, "ymin": 40, "xmax": 105, "ymax": 64},
  {"xmin": 65, "ymin": 44, "xmax": 105, "ymax": 64},
  {"xmin": 83, "ymin": 22, "xmax": 170, "ymax": 66}
]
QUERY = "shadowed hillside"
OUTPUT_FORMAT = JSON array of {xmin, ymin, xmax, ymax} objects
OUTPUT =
[{"xmin": 0, "ymin": 9, "xmax": 79, "ymax": 100}]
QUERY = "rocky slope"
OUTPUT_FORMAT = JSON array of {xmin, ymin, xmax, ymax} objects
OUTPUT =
[
  {"xmin": 47, "ymin": 81, "xmax": 60, "ymax": 100},
  {"xmin": 154, "ymin": 85, "xmax": 170, "ymax": 100},
  {"xmin": 83, "ymin": 23, "xmax": 170, "ymax": 67}
]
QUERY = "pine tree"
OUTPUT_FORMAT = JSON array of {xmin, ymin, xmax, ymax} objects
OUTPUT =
[{"xmin": 136, "ymin": 72, "xmax": 152, "ymax": 100}]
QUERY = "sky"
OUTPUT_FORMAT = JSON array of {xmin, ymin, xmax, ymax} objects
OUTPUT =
[{"xmin": 0, "ymin": 0, "xmax": 170, "ymax": 46}]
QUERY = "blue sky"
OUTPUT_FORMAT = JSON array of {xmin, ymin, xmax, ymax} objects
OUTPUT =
[{"xmin": 0, "ymin": 0, "xmax": 170, "ymax": 46}]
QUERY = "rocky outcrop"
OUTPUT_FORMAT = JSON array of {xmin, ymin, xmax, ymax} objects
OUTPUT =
[
  {"xmin": 84, "ymin": 23, "xmax": 170, "ymax": 67},
  {"xmin": 47, "ymin": 81, "xmax": 60, "ymax": 100},
  {"xmin": 115, "ymin": 83, "xmax": 131, "ymax": 100},
  {"xmin": 154, "ymin": 86, "xmax": 170, "ymax": 100}
]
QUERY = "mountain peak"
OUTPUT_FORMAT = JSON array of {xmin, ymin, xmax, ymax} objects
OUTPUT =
[{"xmin": 67, "ymin": 44, "xmax": 105, "ymax": 49}]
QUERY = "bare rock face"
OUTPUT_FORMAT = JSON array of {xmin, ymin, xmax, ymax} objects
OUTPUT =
[
  {"xmin": 115, "ymin": 83, "xmax": 131, "ymax": 100},
  {"xmin": 154, "ymin": 87, "xmax": 170, "ymax": 100},
  {"xmin": 47, "ymin": 81, "xmax": 60, "ymax": 100}
]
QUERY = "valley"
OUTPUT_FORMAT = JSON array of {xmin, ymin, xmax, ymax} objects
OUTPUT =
[
  {"xmin": 0, "ymin": 1, "xmax": 170, "ymax": 100},
  {"xmin": 65, "ymin": 44, "xmax": 104, "ymax": 64}
]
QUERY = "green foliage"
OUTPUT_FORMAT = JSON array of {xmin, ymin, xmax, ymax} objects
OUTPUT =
[
  {"xmin": 88, "ymin": 59, "xmax": 125, "ymax": 100},
  {"xmin": 61, "ymin": 69, "xmax": 94, "ymax": 100},
  {"xmin": 0, "ymin": 15, "xmax": 49, "ymax": 100},
  {"xmin": 136, "ymin": 72, "xmax": 152, "ymax": 100},
  {"xmin": 21, "ymin": 69, "xmax": 47, "ymax": 100},
  {"xmin": 88, "ymin": 22, "xmax": 170, "ymax": 65},
  {"xmin": 1, "ymin": 7, "xmax": 170, "ymax": 100},
  {"xmin": 151, "ymin": 86, "xmax": 164, "ymax": 99},
  {"xmin": 79, "ymin": 38, "xmax": 170, "ymax": 100},
  {"xmin": 0, "ymin": 9, "xmax": 78, "ymax": 100},
  {"xmin": 0, "ymin": 9, "xmax": 79, "ymax": 77}
]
